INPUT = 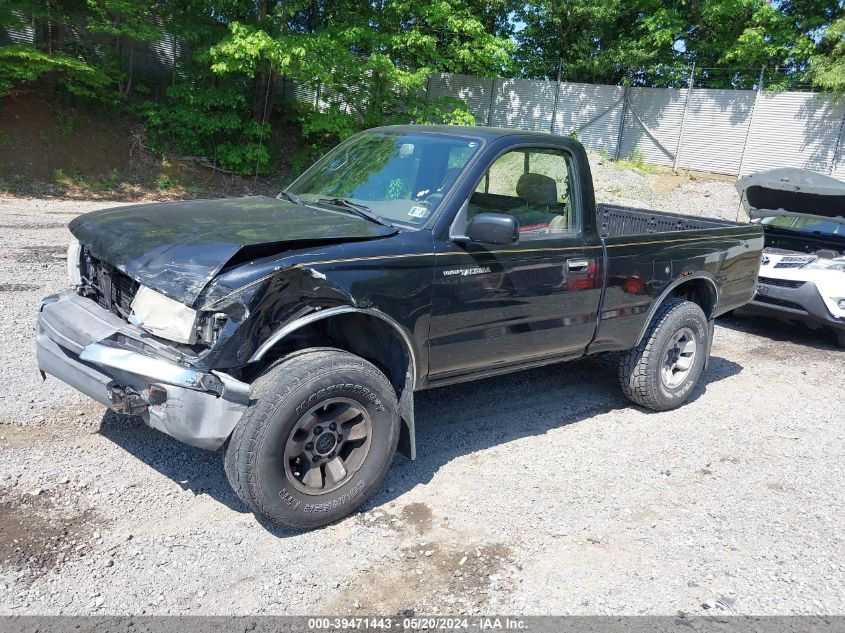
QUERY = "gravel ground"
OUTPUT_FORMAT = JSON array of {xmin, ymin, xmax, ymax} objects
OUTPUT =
[
  {"xmin": 0, "ymin": 169, "xmax": 843, "ymax": 616},
  {"xmin": 589, "ymin": 154, "xmax": 745, "ymax": 222}
]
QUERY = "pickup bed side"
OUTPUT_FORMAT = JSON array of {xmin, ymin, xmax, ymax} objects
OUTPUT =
[{"xmin": 590, "ymin": 204, "xmax": 764, "ymax": 353}]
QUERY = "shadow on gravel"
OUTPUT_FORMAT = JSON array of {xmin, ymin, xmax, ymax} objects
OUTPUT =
[
  {"xmin": 96, "ymin": 411, "xmax": 248, "ymax": 513},
  {"xmin": 95, "ymin": 353, "xmax": 742, "ymax": 536},
  {"xmin": 717, "ymin": 310, "xmax": 840, "ymax": 352},
  {"xmin": 366, "ymin": 354, "xmax": 742, "ymax": 508}
]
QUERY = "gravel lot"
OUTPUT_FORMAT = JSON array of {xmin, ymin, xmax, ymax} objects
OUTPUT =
[{"xmin": 0, "ymin": 168, "xmax": 843, "ymax": 616}]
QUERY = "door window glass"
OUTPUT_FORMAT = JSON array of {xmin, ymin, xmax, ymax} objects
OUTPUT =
[{"xmin": 470, "ymin": 148, "xmax": 578, "ymax": 238}]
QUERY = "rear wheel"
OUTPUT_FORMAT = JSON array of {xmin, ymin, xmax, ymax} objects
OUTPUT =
[
  {"xmin": 618, "ymin": 299, "xmax": 709, "ymax": 411},
  {"xmin": 224, "ymin": 348, "xmax": 399, "ymax": 530}
]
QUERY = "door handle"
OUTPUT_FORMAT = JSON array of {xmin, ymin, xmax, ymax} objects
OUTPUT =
[{"xmin": 567, "ymin": 259, "xmax": 590, "ymax": 273}]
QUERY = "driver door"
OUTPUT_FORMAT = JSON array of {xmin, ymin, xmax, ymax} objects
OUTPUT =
[{"xmin": 427, "ymin": 146, "xmax": 602, "ymax": 381}]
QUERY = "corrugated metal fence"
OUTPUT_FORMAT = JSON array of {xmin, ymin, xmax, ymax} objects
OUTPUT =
[
  {"xmin": 1, "ymin": 10, "xmax": 185, "ymax": 86},
  {"xmin": 5, "ymin": 7, "xmax": 845, "ymax": 179},
  {"xmin": 423, "ymin": 73, "xmax": 845, "ymax": 178}
]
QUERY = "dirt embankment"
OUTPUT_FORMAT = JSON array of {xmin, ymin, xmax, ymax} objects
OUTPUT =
[{"xmin": 0, "ymin": 93, "xmax": 301, "ymax": 201}]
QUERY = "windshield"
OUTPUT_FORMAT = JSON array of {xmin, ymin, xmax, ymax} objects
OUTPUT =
[
  {"xmin": 761, "ymin": 215, "xmax": 845, "ymax": 237},
  {"xmin": 287, "ymin": 130, "xmax": 482, "ymax": 227}
]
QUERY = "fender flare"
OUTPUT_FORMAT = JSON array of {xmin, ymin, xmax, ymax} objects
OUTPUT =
[
  {"xmin": 248, "ymin": 306, "xmax": 419, "ymax": 459},
  {"xmin": 634, "ymin": 273, "xmax": 719, "ymax": 346},
  {"xmin": 249, "ymin": 305, "xmax": 418, "ymax": 386}
]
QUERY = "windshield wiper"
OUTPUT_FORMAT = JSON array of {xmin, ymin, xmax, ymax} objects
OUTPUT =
[
  {"xmin": 276, "ymin": 190, "xmax": 305, "ymax": 205},
  {"xmin": 317, "ymin": 197, "xmax": 391, "ymax": 227}
]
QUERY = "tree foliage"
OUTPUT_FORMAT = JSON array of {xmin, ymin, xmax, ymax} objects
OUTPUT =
[
  {"xmin": 813, "ymin": 15, "xmax": 845, "ymax": 94},
  {"xmin": 0, "ymin": 44, "xmax": 111, "ymax": 97},
  {"xmin": 0, "ymin": 0, "xmax": 843, "ymax": 175},
  {"xmin": 207, "ymin": 0, "xmax": 513, "ymax": 163},
  {"xmin": 514, "ymin": 0, "xmax": 841, "ymax": 88}
]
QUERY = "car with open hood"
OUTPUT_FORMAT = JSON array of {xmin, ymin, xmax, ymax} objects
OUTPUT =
[
  {"xmin": 37, "ymin": 126, "xmax": 763, "ymax": 530},
  {"xmin": 736, "ymin": 168, "xmax": 845, "ymax": 348}
]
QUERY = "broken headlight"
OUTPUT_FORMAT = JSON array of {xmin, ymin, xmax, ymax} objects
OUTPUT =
[
  {"xmin": 196, "ymin": 311, "xmax": 228, "ymax": 347},
  {"xmin": 67, "ymin": 238, "xmax": 83, "ymax": 286},
  {"xmin": 129, "ymin": 286, "xmax": 199, "ymax": 345}
]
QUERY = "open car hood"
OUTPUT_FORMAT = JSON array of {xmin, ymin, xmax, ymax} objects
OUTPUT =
[
  {"xmin": 69, "ymin": 196, "xmax": 397, "ymax": 305},
  {"xmin": 736, "ymin": 168, "xmax": 845, "ymax": 226}
]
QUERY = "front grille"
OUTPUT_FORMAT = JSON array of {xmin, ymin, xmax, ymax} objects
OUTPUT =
[
  {"xmin": 754, "ymin": 295, "xmax": 807, "ymax": 312},
  {"xmin": 758, "ymin": 276, "xmax": 805, "ymax": 289},
  {"xmin": 79, "ymin": 248, "xmax": 139, "ymax": 320}
]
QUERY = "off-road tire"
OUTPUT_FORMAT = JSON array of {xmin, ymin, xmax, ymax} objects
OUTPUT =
[
  {"xmin": 224, "ymin": 348, "xmax": 399, "ymax": 530},
  {"xmin": 618, "ymin": 298, "xmax": 709, "ymax": 411}
]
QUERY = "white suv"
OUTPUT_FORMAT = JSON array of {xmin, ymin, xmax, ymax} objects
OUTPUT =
[{"xmin": 736, "ymin": 168, "xmax": 845, "ymax": 348}]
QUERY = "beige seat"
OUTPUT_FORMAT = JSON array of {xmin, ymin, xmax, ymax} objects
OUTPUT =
[
  {"xmin": 546, "ymin": 214, "xmax": 569, "ymax": 233},
  {"xmin": 515, "ymin": 173, "xmax": 570, "ymax": 233},
  {"xmin": 516, "ymin": 173, "xmax": 557, "ymax": 208}
]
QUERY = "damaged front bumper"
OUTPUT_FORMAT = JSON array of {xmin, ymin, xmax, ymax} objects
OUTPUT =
[{"xmin": 36, "ymin": 291, "xmax": 249, "ymax": 450}]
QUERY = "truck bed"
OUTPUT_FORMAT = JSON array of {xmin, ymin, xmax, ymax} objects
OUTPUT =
[{"xmin": 597, "ymin": 203, "xmax": 746, "ymax": 239}]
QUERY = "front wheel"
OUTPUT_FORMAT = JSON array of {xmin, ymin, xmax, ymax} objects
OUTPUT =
[
  {"xmin": 224, "ymin": 349, "xmax": 400, "ymax": 530},
  {"xmin": 618, "ymin": 298, "xmax": 709, "ymax": 411}
]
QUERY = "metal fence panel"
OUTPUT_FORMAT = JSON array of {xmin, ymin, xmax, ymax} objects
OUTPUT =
[
  {"xmin": 489, "ymin": 78, "xmax": 556, "ymax": 131},
  {"xmin": 675, "ymin": 88, "xmax": 755, "ymax": 175},
  {"xmin": 832, "ymin": 118, "xmax": 845, "ymax": 180},
  {"xmin": 739, "ymin": 91, "xmax": 845, "ymax": 176},
  {"xmin": 132, "ymin": 34, "xmax": 183, "ymax": 82},
  {"xmin": 283, "ymin": 78, "xmax": 319, "ymax": 109},
  {"xmin": 619, "ymin": 87, "xmax": 687, "ymax": 167},
  {"xmin": 427, "ymin": 73, "xmax": 495, "ymax": 125},
  {"xmin": 0, "ymin": 12, "xmax": 35, "ymax": 45},
  {"xmin": 554, "ymin": 82, "xmax": 625, "ymax": 156}
]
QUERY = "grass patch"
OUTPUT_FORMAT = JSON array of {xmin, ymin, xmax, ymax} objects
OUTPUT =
[
  {"xmin": 55, "ymin": 113, "xmax": 76, "ymax": 139},
  {"xmin": 0, "ymin": 174, "xmax": 24, "ymax": 194},
  {"xmin": 613, "ymin": 149, "xmax": 666, "ymax": 175},
  {"xmin": 50, "ymin": 167, "xmax": 131, "ymax": 194},
  {"xmin": 155, "ymin": 174, "xmax": 178, "ymax": 191}
]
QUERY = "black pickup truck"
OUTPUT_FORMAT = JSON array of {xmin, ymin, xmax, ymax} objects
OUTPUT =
[{"xmin": 37, "ymin": 125, "xmax": 763, "ymax": 529}]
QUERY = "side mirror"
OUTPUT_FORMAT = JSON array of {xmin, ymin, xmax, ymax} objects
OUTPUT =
[{"xmin": 464, "ymin": 213, "xmax": 519, "ymax": 245}]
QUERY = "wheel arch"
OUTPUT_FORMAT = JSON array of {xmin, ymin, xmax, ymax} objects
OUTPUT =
[
  {"xmin": 635, "ymin": 274, "xmax": 719, "ymax": 346},
  {"xmin": 247, "ymin": 306, "xmax": 419, "ymax": 459}
]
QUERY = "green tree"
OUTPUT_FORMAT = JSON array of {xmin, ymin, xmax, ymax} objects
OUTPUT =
[
  {"xmin": 208, "ymin": 0, "xmax": 514, "ymax": 157},
  {"xmin": 514, "ymin": 0, "xmax": 840, "ymax": 88},
  {"xmin": 0, "ymin": 0, "xmax": 114, "ymax": 98},
  {"xmin": 812, "ymin": 15, "xmax": 845, "ymax": 94},
  {"xmin": 85, "ymin": 0, "xmax": 165, "ymax": 98},
  {"xmin": 0, "ymin": 44, "xmax": 111, "ymax": 97}
]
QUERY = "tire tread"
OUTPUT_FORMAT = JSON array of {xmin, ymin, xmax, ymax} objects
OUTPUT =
[
  {"xmin": 224, "ymin": 349, "xmax": 398, "ymax": 530},
  {"xmin": 617, "ymin": 298, "xmax": 706, "ymax": 411}
]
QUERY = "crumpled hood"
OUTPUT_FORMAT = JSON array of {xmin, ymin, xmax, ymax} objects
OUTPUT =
[
  {"xmin": 69, "ymin": 196, "xmax": 397, "ymax": 304},
  {"xmin": 736, "ymin": 168, "xmax": 845, "ymax": 225}
]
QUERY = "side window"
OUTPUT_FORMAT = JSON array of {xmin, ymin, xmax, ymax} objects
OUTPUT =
[{"xmin": 470, "ymin": 148, "xmax": 578, "ymax": 238}]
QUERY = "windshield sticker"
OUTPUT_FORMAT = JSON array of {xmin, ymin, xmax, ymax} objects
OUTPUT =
[{"xmin": 408, "ymin": 206, "xmax": 430, "ymax": 219}]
